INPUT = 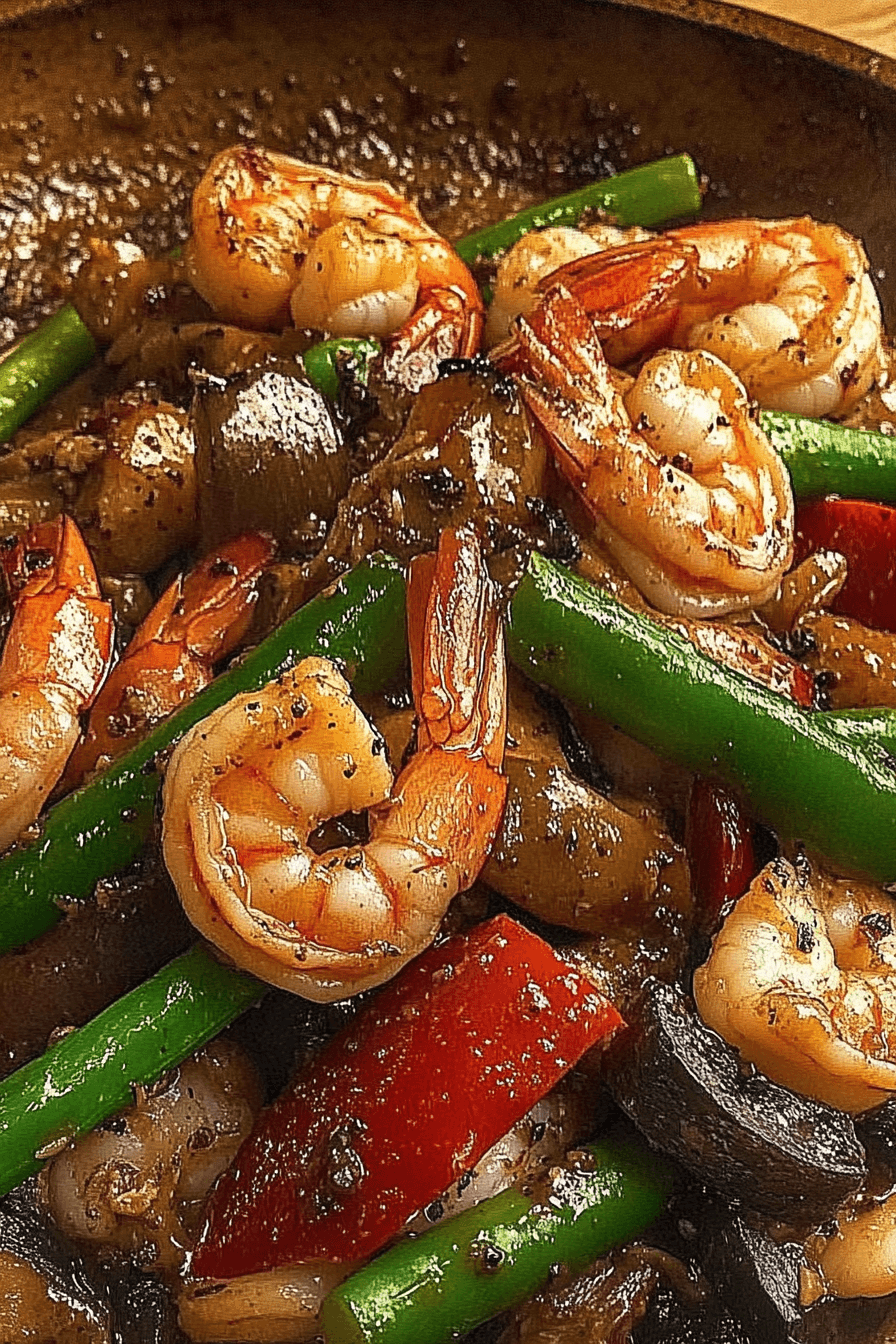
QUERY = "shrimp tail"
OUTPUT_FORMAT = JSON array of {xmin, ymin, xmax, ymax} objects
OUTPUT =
[
  {"xmin": 0, "ymin": 516, "xmax": 112, "ymax": 850},
  {"xmin": 409, "ymin": 525, "xmax": 506, "ymax": 765},
  {"xmin": 544, "ymin": 236, "xmax": 696, "ymax": 356},
  {"xmin": 511, "ymin": 283, "xmax": 624, "ymax": 492},
  {"xmin": 64, "ymin": 533, "xmax": 274, "ymax": 786},
  {"xmin": 392, "ymin": 526, "xmax": 508, "ymax": 887},
  {"xmin": 384, "ymin": 285, "xmax": 485, "ymax": 393}
]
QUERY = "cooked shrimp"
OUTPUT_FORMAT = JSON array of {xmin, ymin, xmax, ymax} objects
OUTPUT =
[
  {"xmin": 510, "ymin": 284, "xmax": 794, "ymax": 618},
  {"xmin": 534, "ymin": 217, "xmax": 885, "ymax": 415},
  {"xmin": 484, "ymin": 222, "xmax": 651, "ymax": 346},
  {"xmin": 63, "ymin": 533, "xmax": 275, "ymax": 789},
  {"xmin": 693, "ymin": 857, "xmax": 896, "ymax": 1113},
  {"xmin": 802, "ymin": 1187, "xmax": 896, "ymax": 1304},
  {"xmin": 187, "ymin": 145, "xmax": 483, "ymax": 389},
  {"xmin": 0, "ymin": 516, "xmax": 112, "ymax": 852},
  {"xmin": 162, "ymin": 526, "xmax": 507, "ymax": 1001}
]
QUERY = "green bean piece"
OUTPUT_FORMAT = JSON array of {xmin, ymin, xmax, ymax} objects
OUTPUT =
[
  {"xmin": 321, "ymin": 1132, "xmax": 673, "ymax": 1344},
  {"xmin": 0, "ymin": 303, "xmax": 97, "ymax": 445},
  {"xmin": 0, "ymin": 554, "xmax": 407, "ymax": 956},
  {"xmin": 0, "ymin": 943, "xmax": 261, "ymax": 1198},
  {"xmin": 454, "ymin": 153, "xmax": 701, "ymax": 266},
  {"xmin": 762, "ymin": 409, "xmax": 896, "ymax": 503},
  {"xmin": 303, "ymin": 337, "xmax": 381, "ymax": 401},
  {"xmin": 507, "ymin": 552, "xmax": 896, "ymax": 884}
]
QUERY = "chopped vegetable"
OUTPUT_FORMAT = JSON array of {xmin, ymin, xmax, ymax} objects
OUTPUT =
[
  {"xmin": 0, "ymin": 553, "xmax": 407, "ymax": 956},
  {"xmin": 0, "ymin": 944, "xmax": 260, "ymax": 1198},
  {"xmin": 794, "ymin": 496, "xmax": 896, "ymax": 631},
  {"xmin": 607, "ymin": 980, "xmax": 865, "ymax": 1226},
  {"xmin": 762, "ymin": 410, "xmax": 896, "ymax": 504},
  {"xmin": 0, "ymin": 303, "xmax": 97, "ymax": 445},
  {"xmin": 319, "ymin": 1129, "xmax": 672, "ymax": 1344},
  {"xmin": 455, "ymin": 153, "xmax": 701, "ymax": 264},
  {"xmin": 686, "ymin": 779, "xmax": 756, "ymax": 933},
  {"xmin": 301, "ymin": 336, "xmax": 381, "ymax": 400},
  {"xmin": 507, "ymin": 552, "xmax": 896, "ymax": 883},
  {"xmin": 192, "ymin": 913, "xmax": 623, "ymax": 1280}
]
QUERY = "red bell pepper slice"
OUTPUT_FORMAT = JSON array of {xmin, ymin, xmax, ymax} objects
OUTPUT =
[
  {"xmin": 686, "ymin": 778, "xmax": 756, "ymax": 934},
  {"xmin": 794, "ymin": 497, "xmax": 896, "ymax": 632},
  {"xmin": 191, "ymin": 914, "xmax": 623, "ymax": 1281}
]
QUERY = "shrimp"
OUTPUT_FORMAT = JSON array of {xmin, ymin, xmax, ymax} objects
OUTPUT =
[
  {"xmin": 483, "ymin": 222, "xmax": 651, "ymax": 347},
  {"xmin": 510, "ymin": 284, "xmax": 794, "ymax": 618},
  {"xmin": 693, "ymin": 857, "xmax": 896, "ymax": 1114},
  {"xmin": 0, "ymin": 515, "xmax": 112, "ymax": 852},
  {"xmin": 187, "ymin": 145, "xmax": 483, "ymax": 390},
  {"xmin": 62, "ymin": 533, "xmax": 275, "ymax": 789},
  {"xmin": 161, "ymin": 526, "xmax": 507, "ymax": 1002},
  {"xmin": 802, "ymin": 1186, "xmax": 896, "ymax": 1304},
  {"xmin": 532, "ymin": 217, "xmax": 885, "ymax": 416}
]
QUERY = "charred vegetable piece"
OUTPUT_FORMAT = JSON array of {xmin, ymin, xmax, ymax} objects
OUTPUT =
[
  {"xmin": 685, "ymin": 1195, "xmax": 807, "ymax": 1344},
  {"xmin": 0, "ymin": 944, "xmax": 260, "ymax": 1198},
  {"xmin": 0, "ymin": 864, "xmax": 193, "ymax": 1079},
  {"xmin": 192, "ymin": 361, "xmax": 350, "ymax": 555},
  {"xmin": 319, "ymin": 1130, "xmax": 673, "ymax": 1344},
  {"xmin": 508, "ymin": 552, "xmax": 896, "ymax": 883},
  {"xmin": 606, "ymin": 979, "xmax": 866, "ymax": 1224},
  {"xmin": 0, "ymin": 304, "xmax": 97, "ymax": 445},
  {"xmin": 191, "ymin": 914, "xmax": 623, "ymax": 1280},
  {"xmin": 0, "ymin": 553, "xmax": 406, "ymax": 955},
  {"xmin": 455, "ymin": 153, "xmax": 701, "ymax": 264},
  {"xmin": 0, "ymin": 1185, "xmax": 110, "ymax": 1342},
  {"xmin": 794, "ymin": 496, "xmax": 896, "ymax": 631},
  {"xmin": 762, "ymin": 410, "xmax": 896, "ymax": 504}
]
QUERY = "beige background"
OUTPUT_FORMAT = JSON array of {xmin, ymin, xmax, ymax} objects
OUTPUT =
[{"xmin": 727, "ymin": 0, "xmax": 896, "ymax": 57}]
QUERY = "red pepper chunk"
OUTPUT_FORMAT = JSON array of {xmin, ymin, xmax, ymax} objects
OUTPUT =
[
  {"xmin": 795, "ymin": 497, "xmax": 896, "ymax": 632},
  {"xmin": 686, "ymin": 777, "xmax": 756, "ymax": 935},
  {"xmin": 191, "ymin": 914, "xmax": 622, "ymax": 1280}
]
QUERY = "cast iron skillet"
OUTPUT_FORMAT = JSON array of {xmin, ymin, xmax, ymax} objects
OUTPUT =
[{"xmin": 0, "ymin": 0, "xmax": 895, "ymax": 1340}]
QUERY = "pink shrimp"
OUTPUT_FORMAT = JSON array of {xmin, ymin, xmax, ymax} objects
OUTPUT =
[
  {"xmin": 161, "ymin": 526, "xmax": 507, "ymax": 1001},
  {"xmin": 0, "ymin": 516, "xmax": 112, "ymax": 850},
  {"xmin": 63, "ymin": 533, "xmax": 275, "ymax": 788},
  {"xmin": 187, "ymin": 145, "xmax": 483, "ymax": 390}
]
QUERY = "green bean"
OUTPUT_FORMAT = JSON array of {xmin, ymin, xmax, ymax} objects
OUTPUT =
[
  {"xmin": 0, "ymin": 304, "xmax": 97, "ymax": 445},
  {"xmin": 320, "ymin": 1131, "xmax": 673, "ymax": 1344},
  {"xmin": 454, "ymin": 153, "xmax": 701, "ymax": 265},
  {"xmin": 762, "ymin": 409, "xmax": 896, "ymax": 502},
  {"xmin": 507, "ymin": 552, "xmax": 896, "ymax": 884},
  {"xmin": 0, "ymin": 943, "xmax": 260, "ymax": 1198},
  {"xmin": 302, "ymin": 337, "xmax": 381, "ymax": 400},
  {"xmin": 0, "ymin": 553, "xmax": 407, "ymax": 956}
]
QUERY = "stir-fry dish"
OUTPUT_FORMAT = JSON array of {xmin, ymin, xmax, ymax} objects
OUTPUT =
[{"xmin": 5, "ymin": 140, "xmax": 896, "ymax": 1344}]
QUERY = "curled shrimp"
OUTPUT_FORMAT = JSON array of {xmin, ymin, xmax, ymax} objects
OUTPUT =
[
  {"xmin": 483, "ymin": 222, "xmax": 651, "ymax": 347},
  {"xmin": 693, "ymin": 857, "xmax": 896, "ymax": 1114},
  {"xmin": 533, "ymin": 217, "xmax": 885, "ymax": 416},
  {"xmin": 161, "ymin": 527, "xmax": 507, "ymax": 1001},
  {"xmin": 510, "ymin": 284, "xmax": 794, "ymax": 618},
  {"xmin": 187, "ymin": 145, "xmax": 483, "ymax": 389},
  {"xmin": 0, "ymin": 516, "xmax": 112, "ymax": 852},
  {"xmin": 63, "ymin": 533, "xmax": 275, "ymax": 789}
]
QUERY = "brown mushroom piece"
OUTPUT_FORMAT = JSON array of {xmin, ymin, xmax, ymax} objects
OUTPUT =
[
  {"xmin": 293, "ymin": 360, "xmax": 548, "ymax": 603},
  {"xmin": 483, "ymin": 674, "xmax": 693, "ymax": 938},
  {"xmin": 191, "ymin": 358, "xmax": 350, "ymax": 558}
]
